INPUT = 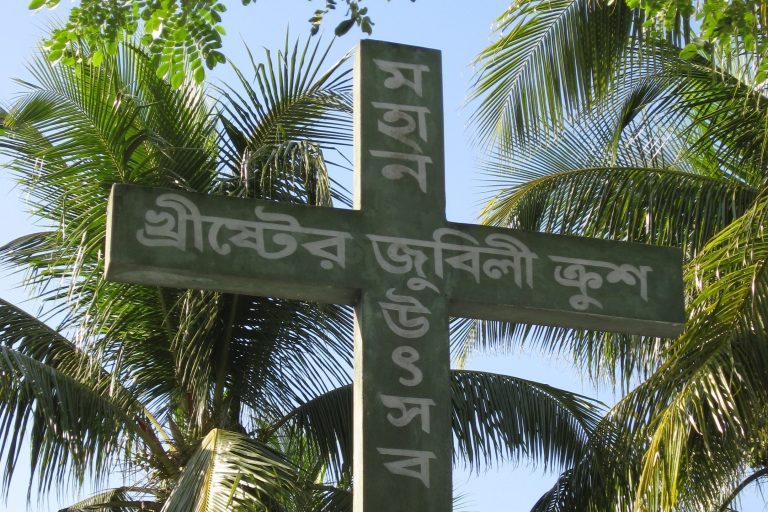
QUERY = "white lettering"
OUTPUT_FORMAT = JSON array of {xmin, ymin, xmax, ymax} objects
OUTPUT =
[
  {"xmin": 369, "ymin": 150, "xmax": 432, "ymax": 193},
  {"xmin": 371, "ymin": 102, "xmax": 431, "ymax": 153},
  {"xmin": 380, "ymin": 394, "xmax": 436, "ymax": 433},
  {"xmin": 379, "ymin": 289, "xmax": 431, "ymax": 339},
  {"xmin": 136, "ymin": 194, "xmax": 352, "ymax": 270},
  {"xmin": 549, "ymin": 256, "xmax": 652, "ymax": 310},
  {"xmin": 392, "ymin": 346, "xmax": 423, "ymax": 386},
  {"xmin": 373, "ymin": 59, "xmax": 430, "ymax": 96},
  {"xmin": 137, "ymin": 193, "xmax": 204, "ymax": 251},
  {"xmin": 376, "ymin": 448, "xmax": 436, "ymax": 488}
]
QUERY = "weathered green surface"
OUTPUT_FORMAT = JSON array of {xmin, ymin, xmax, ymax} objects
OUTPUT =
[
  {"xmin": 105, "ymin": 39, "xmax": 685, "ymax": 512},
  {"xmin": 106, "ymin": 185, "xmax": 684, "ymax": 335}
]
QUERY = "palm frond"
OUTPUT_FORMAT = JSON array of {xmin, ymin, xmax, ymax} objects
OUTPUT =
[
  {"xmin": 529, "ymin": 419, "xmax": 637, "ymax": 512},
  {"xmin": 0, "ymin": 298, "xmax": 173, "ymax": 495},
  {"xmin": 600, "ymin": 191, "xmax": 768, "ymax": 510},
  {"xmin": 451, "ymin": 370, "xmax": 602, "ymax": 472},
  {"xmin": 59, "ymin": 486, "xmax": 160, "ymax": 511},
  {"xmin": 483, "ymin": 166, "xmax": 756, "ymax": 255},
  {"xmin": 469, "ymin": 0, "xmax": 636, "ymax": 148},
  {"xmin": 0, "ymin": 42, "xmax": 217, "ymax": 330},
  {"xmin": 216, "ymin": 35, "xmax": 353, "ymax": 206},
  {"xmin": 161, "ymin": 428, "xmax": 299, "ymax": 512},
  {"xmin": 657, "ymin": 58, "xmax": 768, "ymax": 184},
  {"xmin": 281, "ymin": 371, "xmax": 603, "ymax": 482}
]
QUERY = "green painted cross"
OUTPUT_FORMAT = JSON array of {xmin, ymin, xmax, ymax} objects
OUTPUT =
[{"xmin": 105, "ymin": 40, "xmax": 685, "ymax": 511}]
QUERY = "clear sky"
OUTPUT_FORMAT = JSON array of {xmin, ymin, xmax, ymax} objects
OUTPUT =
[{"xmin": 0, "ymin": 1, "xmax": 764, "ymax": 511}]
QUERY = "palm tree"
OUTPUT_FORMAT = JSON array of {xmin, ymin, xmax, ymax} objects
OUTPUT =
[
  {"xmin": 469, "ymin": 1, "xmax": 768, "ymax": 510},
  {"xmin": 0, "ymin": 36, "xmax": 604, "ymax": 510}
]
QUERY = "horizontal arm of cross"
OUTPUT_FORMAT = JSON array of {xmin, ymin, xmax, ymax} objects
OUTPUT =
[{"xmin": 106, "ymin": 184, "xmax": 684, "ymax": 337}]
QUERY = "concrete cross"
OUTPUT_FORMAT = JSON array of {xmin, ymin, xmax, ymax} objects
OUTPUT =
[{"xmin": 105, "ymin": 40, "xmax": 685, "ymax": 512}]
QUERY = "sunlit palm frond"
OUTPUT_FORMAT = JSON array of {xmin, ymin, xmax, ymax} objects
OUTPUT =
[
  {"xmin": 216, "ymin": 36, "xmax": 352, "ymax": 206},
  {"xmin": 59, "ymin": 486, "xmax": 161, "ymax": 511},
  {"xmin": 0, "ymin": 303, "xmax": 170, "ymax": 496},
  {"xmin": 280, "ymin": 371, "xmax": 603, "ymax": 484},
  {"xmin": 161, "ymin": 428, "xmax": 299, "ymax": 512},
  {"xmin": 469, "ymin": 0, "xmax": 637, "ymax": 148},
  {"xmin": 2, "ymin": 34, "xmax": 355, "ymax": 438},
  {"xmin": 216, "ymin": 35, "xmax": 352, "ymax": 150},
  {"xmin": 454, "ymin": 163, "xmax": 755, "ymax": 386},
  {"xmin": 596, "ymin": 191, "xmax": 768, "ymax": 510},
  {"xmin": 0, "ymin": 43, "xmax": 217, "ymax": 333},
  {"xmin": 656, "ymin": 58, "xmax": 768, "ymax": 185},
  {"xmin": 0, "ymin": 34, "xmax": 363, "ymax": 509},
  {"xmin": 534, "ymin": 400, "xmax": 767, "ymax": 511},
  {"xmin": 231, "ymin": 300, "xmax": 351, "ymax": 416},
  {"xmin": 483, "ymin": 166, "xmax": 756, "ymax": 255},
  {"xmin": 470, "ymin": 1, "xmax": 768, "ymax": 509},
  {"xmin": 311, "ymin": 485, "xmax": 351, "ymax": 512}
]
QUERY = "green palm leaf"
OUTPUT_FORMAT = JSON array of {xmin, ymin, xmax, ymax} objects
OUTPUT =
[
  {"xmin": 451, "ymin": 370, "xmax": 602, "ymax": 471},
  {"xmin": 469, "ymin": 0, "xmax": 636, "ymax": 148},
  {"xmin": 470, "ymin": 1, "xmax": 768, "ymax": 509},
  {"xmin": 484, "ymin": 166, "xmax": 756, "ymax": 254},
  {"xmin": 280, "ymin": 371, "xmax": 603, "ymax": 479},
  {"xmin": 59, "ymin": 487, "xmax": 160, "ymax": 511},
  {"xmin": 216, "ymin": 35, "xmax": 352, "ymax": 206},
  {"xmin": 615, "ymin": 191, "xmax": 768, "ymax": 510},
  {"xmin": 0, "ymin": 299, "xmax": 172, "ymax": 495},
  {"xmin": 1, "ymin": 35, "xmax": 357, "ymax": 507},
  {"xmin": 161, "ymin": 428, "xmax": 299, "ymax": 512}
]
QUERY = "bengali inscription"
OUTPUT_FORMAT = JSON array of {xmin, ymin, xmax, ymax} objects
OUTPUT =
[
  {"xmin": 380, "ymin": 395, "xmax": 436, "ymax": 433},
  {"xmin": 107, "ymin": 40, "xmax": 683, "ymax": 512},
  {"xmin": 367, "ymin": 229, "xmax": 538, "ymax": 286},
  {"xmin": 136, "ymin": 193, "xmax": 351, "ymax": 270},
  {"xmin": 375, "ymin": 448, "xmax": 436, "ymax": 488},
  {"xmin": 375, "ymin": 283, "xmax": 438, "ymax": 488},
  {"xmin": 369, "ymin": 59, "xmax": 434, "ymax": 193},
  {"xmin": 549, "ymin": 256, "xmax": 652, "ymax": 311},
  {"xmin": 373, "ymin": 59, "xmax": 429, "ymax": 95},
  {"xmin": 379, "ymin": 289, "xmax": 431, "ymax": 339},
  {"xmin": 134, "ymin": 193, "xmax": 655, "ymax": 314}
]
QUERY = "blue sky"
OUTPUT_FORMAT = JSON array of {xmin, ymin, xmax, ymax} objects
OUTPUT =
[{"xmin": 0, "ymin": 1, "xmax": 764, "ymax": 511}]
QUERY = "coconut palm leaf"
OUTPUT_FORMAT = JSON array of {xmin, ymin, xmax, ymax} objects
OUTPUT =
[
  {"xmin": 59, "ymin": 487, "xmax": 160, "ymax": 511},
  {"xmin": 605, "ymin": 191, "xmax": 768, "ymax": 510},
  {"xmin": 216, "ymin": 36, "xmax": 352, "ymax": 147},
  {"xmin": 469, "ymin": 0, "xmax": 768, "ymax": 508},
  {"xmin": 1, "ymin": 33, "xmax": 355, "ymax": 426},
  {"xmin": 462, "ymin": 36, "xmax": 763, "ymax": 387},
  {"xmin": 530, "ymin": 399, "xmax": 768, "ymax": 511},
  {"xmin": 529, "ymin": 417, "xmax": 637, "ymax": 512},
  {"xmin": 1, "ymin": 35, "xmax": 356, "ymax": 507},
  {"xmin": 450, "ymin": 370, "xmax": 602, "ymax": 471},
  {"xmin": 484, "ymin": 166, "xmax": 756, "ymax": 254},
  {"xmin": 280, "ymin": 370, "xmax": 603, "ymax": 481},
  {"xmin": 161, "ymin": 428, "xmax": 299, "ymax": 512},
  {"xmin": 0, "ymin": 312, "xmax": 164, "ymax": 491},
  {"xmin": 0, "ymin": 299, "xmax": 173, "ymax": 496},
  {"xmin": 469, "ymin": 0, "xmax": 638, "ymax": 148},
  {"xmin": 475, "ymin": 52, "xmax": 760, "ymax": 251},
  {"xmin": 457, "ymin": 160, "xmax": 756, "ymax": 384},
  {"xmin": 0, "ymin": 42, "xmax": 218, "ymax": 331},
  {"xmin": 215, "ymin": 35, "xmax": 352, "ymax": 205},
  {"xmin": 528, "ymin": 189, "xmax": 768, "ymax": 511}
]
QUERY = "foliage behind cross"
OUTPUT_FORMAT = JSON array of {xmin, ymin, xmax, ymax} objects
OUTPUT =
[{"xmin": 105, "ymin": 39, "xmax": 684, "ymax": 511}]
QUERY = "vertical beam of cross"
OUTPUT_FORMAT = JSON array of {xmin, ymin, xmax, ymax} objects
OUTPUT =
[{"xmin": 353, "ymin": 40, "xmax": 451, "ymax": 511}]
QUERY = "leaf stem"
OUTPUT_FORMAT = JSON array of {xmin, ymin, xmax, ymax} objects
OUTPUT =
[{"xmin": 213, "ymin": 294, "xmax": 239, "ymax": 424}]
